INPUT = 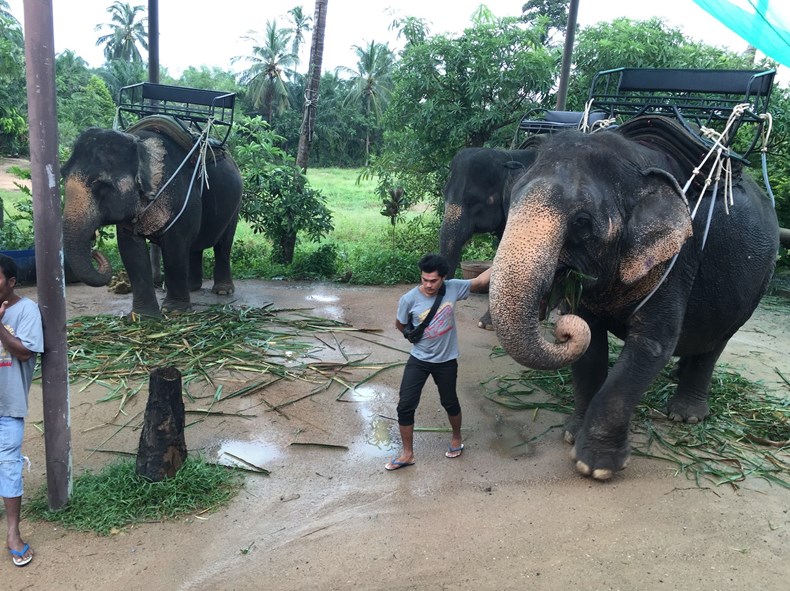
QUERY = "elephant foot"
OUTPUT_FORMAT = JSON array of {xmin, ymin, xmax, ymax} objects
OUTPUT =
[
  {"xmin": 563, "ymin": 415, "xmax": 584, "ymax": 444},
  {"xmin": 212, "ymin": 282, "xmax": 235, "ymax": 296},
  {"xmin": 569, "ymin": 429, "xmax": 630, "ymax": 481},
  {"xmin": 477, "ymin": 309, "xmax": 494, "ymax": 331},
  {"xmin": 161, "ymin": 299, "xmax": 193, "ymax": 314},
  {"xmin": 666, "ymin": 395, "xmax": 710, "ymax": 424},
  {"xmin": 127, "ymin": 308, "xmax": 161, "ymax": 320}
]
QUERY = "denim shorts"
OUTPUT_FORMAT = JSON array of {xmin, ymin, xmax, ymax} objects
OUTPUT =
[{"xmin": 0, "ymin": 416, "xmax": 25, "ymax": 498}]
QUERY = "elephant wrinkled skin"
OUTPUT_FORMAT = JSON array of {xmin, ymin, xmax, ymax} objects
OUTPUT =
[
  {"xmin": 489, "ymin": 128, "xmax": 779, "ymax": 481},
  {"xmin": 62, "ymin": 126, "xmax": 242, "ymax": 317}
]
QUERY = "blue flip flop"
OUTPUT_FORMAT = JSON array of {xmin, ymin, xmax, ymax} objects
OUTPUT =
[
  {"xmin": 9, "ymin": 543, "xmax": 33, "ymax": 567},
  {"xmin": 385, "ymin": 459, "xmax": 415, "ymax": 471},
  {"xmin": 445, "ymin": 444, "xmax": 464, "ymax": 458}
]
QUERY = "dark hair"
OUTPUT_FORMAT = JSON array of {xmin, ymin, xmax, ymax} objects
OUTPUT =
[
  {"xmin": 418, "ymin": 253, "xmax": 449, "ymax": 278},
  {"xmin": 0, "ymin": 253, "xmax": 18, "ymax": 281}
]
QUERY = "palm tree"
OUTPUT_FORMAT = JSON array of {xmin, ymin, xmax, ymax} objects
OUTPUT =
[
  {"xmin": 296, "ymin": 0, "xmax": 327, "ymax": 170},
  {"xmin": 94, "ymin": 1, "xmax": 148, "ymax": 64},
  {"xmin": 286, "ymin": 6, "xmax": 312, "ymax": 72},
  {"xmin": 234, "ymin": 20, "xmax": 298, "ymax": 122},
  {"xmin": 336, "ymin": 41, "xmax": 395, "ymax": 164}
]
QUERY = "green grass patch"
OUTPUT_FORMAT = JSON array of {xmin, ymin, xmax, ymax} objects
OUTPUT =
[
  {"xmin": 24, "ymin": 457, "xmax": 242, "ymax": 535},
  {"xmin": 485, "ymin": 342, "xmax": 790, "ymax": 489}
]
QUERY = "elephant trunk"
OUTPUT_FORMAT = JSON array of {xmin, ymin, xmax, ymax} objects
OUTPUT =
[
  {"xmin": 489, "ymin": 199, "xmax": 591, "ymax": 370},
  {"xmin": 439, "ymin": 202, "xmax": 470, "ymax": 276},
  {"xmin": 62, "ymin": 176, "xmax": 113, "ymax": 286}
]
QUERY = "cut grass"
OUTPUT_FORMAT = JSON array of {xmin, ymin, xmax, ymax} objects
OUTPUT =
[
  {"xmin": 484, "ymin": 337, "xmax": 790, "ymax": 489},
  {"xmin": 24, "ymin": 457, "xmax": 242, "ymax": 535}
]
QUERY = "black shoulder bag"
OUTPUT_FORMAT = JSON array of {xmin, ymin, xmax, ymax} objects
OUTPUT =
[{"xmin": 403, "ymin": 283, "xmax": 446, "ymax": 344}]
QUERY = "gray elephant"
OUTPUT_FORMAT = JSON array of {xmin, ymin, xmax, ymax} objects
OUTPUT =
[
  {"xmin": 489, "ymin": 124, "xmax": 779, "ymax": 481},
  {"xmin": 62, "ymin": 124, "xmax": 243, "ymax": 317},
  {"xmin": 439, "ymin": 147, "xmax": 537, "ymax": 328}
]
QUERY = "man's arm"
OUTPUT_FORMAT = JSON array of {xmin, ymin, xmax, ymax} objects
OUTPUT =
[
  {"xmin": 0, "ymin": 301, "xmax": 36, "ymax": 362},
  {"xmin": 469, "ymin": 266, "xmax": 492, "ymax": 293}
]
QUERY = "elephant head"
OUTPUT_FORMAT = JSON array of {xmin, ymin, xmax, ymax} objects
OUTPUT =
[
  {"xmin": 489, "ymin": 130, "xmax": 693, "ymax": 370},
  {"xmin": 61, "ymin": 127, "xmax": 168, "ymax": 286},
  {"xmin": 439, "ymin": 147, "xmax": 537, "ymax": 275}
]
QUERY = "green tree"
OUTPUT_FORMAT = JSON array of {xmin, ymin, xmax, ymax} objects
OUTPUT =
[
  {"xmin": 336, "ymin": 41, "xmax": 395, "ymax": 165},
  {"xmin": 567, "ymin": 17, "xmax": 761, "ymax": 109},
  {"xmin": 234, "ymin": 20, "xmax": 298, "ymax": 122},
  {"xmin": 58, "ymin": 75, "xmax": 116, "ymax": 147},
  {"xmin": 94, "ymin": 1, "xmax": 149, "ymax": 64},
  {"xmin": 520, "ymin": 0, "xmax": 570, "ymax": 44},
  {"xmin": 97, "ymin": 58, "xmax": 146, "ymax": 102},
  {"xmin": 0, "ymin": 0, "xmax": 26, "ymax": 155},
  {"xmin": 376, "ymin": 14, "xmax": 557, "ymax": 205},
  {"xmin": 286, "ymin": 5, "xmax": 312, "ymax": 72},
  {"xmin": 230, "ymin": 115, "xmax": 333, "ymax": 265}
]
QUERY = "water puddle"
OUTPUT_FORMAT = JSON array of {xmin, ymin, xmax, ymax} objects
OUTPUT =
[
  {"xmin": 348, "ymin": 398, "xmax": 400, "ymax": 457},
  {"xmin": 306, "ymin": 292, "xmax": 344, "ymax": 321},
  {"xmin": 205, "ymin": 438, "xmax": 281, "ymax": 472}
]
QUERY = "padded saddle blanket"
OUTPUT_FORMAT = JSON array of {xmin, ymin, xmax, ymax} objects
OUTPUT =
[{"xmin": 126, "ymin": 115, "xmax": 228, "ymax": 162}]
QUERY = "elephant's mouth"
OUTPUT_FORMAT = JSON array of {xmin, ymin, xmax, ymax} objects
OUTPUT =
[{"xmin": 540, "ymin": 266, "xmax": 593, "ymax": 320}]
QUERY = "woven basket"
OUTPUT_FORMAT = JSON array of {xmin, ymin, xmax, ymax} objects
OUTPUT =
[{"xmin": 460, "ymin": 260, "xmax": 492, "ymax": 279}]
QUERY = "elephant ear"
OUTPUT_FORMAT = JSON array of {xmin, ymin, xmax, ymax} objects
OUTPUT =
[
  {"xmin": 135, "ymin": 136, "xmax": 166, "ymax": 200},
  {"xmin": 619, "ymin": 167, "xmax": 693, "ymax": 285}
]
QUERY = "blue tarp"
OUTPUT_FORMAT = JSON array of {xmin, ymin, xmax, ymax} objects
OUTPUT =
[{"xmin": 693, "ymin": 0, "xmax": 790, "ymax": 67}]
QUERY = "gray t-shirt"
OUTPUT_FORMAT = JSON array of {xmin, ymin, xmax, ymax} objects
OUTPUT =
[
  {"xmin": 0, "ymin": 297, "xmax": 44, "ymax": 418},
  {"xmin": 397, "ymin": 278, "xmax": 471, "ymax": 363}
]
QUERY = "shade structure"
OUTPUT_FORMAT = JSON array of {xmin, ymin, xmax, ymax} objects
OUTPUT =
[{"xmin": 693, "ymin": 0, "xmax": 790, "ymax": 66}]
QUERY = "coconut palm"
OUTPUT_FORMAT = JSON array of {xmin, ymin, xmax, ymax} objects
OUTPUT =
[
  {"xmin": 286, "ymin": 5, "xmax": 312, "ymax": 71},
  {"xmin": 336, "ymin": 41, "xmax": 395, "ymax": 164},
  {"xmin": 234, "ymin": 20, "xmax": 298, "ymax": 122},
  {"xmin": 94, "ymin": 1, "xmax": 148, "ymax": 64}
]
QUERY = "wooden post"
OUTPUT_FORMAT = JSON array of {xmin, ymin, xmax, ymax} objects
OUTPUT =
[{"xmin": 136, "ymin": 367, "xmax": 187, "ymax": 481}]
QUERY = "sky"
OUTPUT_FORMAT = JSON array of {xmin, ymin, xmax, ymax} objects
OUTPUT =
[{"xmin": 6, "ymin": 0, "xmax": 779, "ymax": 80}]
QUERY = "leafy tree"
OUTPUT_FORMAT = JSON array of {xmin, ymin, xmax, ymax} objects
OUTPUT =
[
  {"xmin": 230, "ymin": 115, "xmax": 333, "ymax": 264},
  {"xmin": 286, "ymin": 5, "xmax": 312, "ymax": 72},
  {"xmin": 375, "ymin": 14, "xmax": 557, "ymax": 206},
  {"xmin": 0, "ymin": 0, "xmax": 26, "ymax": 155},
  {"xmin": 520, "ymin": 0, "xmax": 570, "ymax": 44},
  {"xmin": 58, "ymin": 75, "xmax": 116, "ymax": 147},
  {"xmin": 97, "ymin": 58, "xmax": 146, "ymax": 102},
  {"xmin": 94, "ymin": 1, "xmax": 148, "ymax": 64},
  {"xmin": 567, "ymin": 17, "xmax": 763, "ymax": 110},
  {"xmin": 336, "ymin": 41, "xmax": 395, "ymax": 164},
  {"xmin": 234, "ymin": 20, "xmax": 298, "ymax": 122}
]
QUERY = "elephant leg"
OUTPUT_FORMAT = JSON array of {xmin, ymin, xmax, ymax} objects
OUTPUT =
[
  {"xmin": 565, "ymin": 320, "xmax": 609, "ymax": 444},
  {"xmin": 571, "ymin": 335, "xmax": 675, "ymax": 481},
  {"xmin": 150, "ymin": 243, "xmax": 163, "ymax": 287},
  {"xmin": 477, "ymin": 306, "xmax": 494, "ymax": 330},
  {"xmin": 160, "ymin": 244, "xmax": 193, "ymax": 312},
  {"xmin": 667, "ymin": 342, "xmax": 727, "ymax": 423},
  {"xmin": 117, "ymin": 229, "xmax": 160, "ymax": 317},
  {"xmin": 188, "ymin": 250, "xmax": 203, "ymax": 292},
  {"xmin": 211, "ymin": 214, "xmax": 238, "ymax": 296}
]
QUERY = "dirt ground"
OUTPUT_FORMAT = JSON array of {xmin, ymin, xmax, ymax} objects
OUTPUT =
[
  {"xmin": 2, "ymin": 156, "xmax": 790, "ymax": 589},
  {"xmin": 1, "ymin": 277, "xmax": 788, "ymax": 591}
]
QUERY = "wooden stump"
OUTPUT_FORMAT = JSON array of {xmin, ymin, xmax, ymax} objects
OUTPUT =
[{"xmin": 136, "ymin": 367, "xmax": 187, "ymax": 481}]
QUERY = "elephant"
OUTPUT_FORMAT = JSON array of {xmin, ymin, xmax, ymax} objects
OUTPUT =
[
  {"xmin": 62, "ymin": 124, "xmax": 243, "ymax": 317},
  {"xmin": 439, "ymin": 147, "xmax": 537, "ymax": 328},
  {"xmin": 489, "ymin": 123, "xmax": 779, "ymax": 481}
]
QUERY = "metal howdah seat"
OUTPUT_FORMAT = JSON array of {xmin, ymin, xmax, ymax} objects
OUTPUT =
[
  {"xmin": 116, "ymin": 82, "xmax": 236, "ymax": 146},
  {"xmin": 586, "ymin": 67, "xmax": 776, "ymax": 159},
  {"xmin": 518, "ymin": 108, "xmax": 608, "ymax": 135}
]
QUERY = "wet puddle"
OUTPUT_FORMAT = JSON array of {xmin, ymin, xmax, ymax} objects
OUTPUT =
[
  {"xmin": 305, "ymin": 292, "xmax": 343, "ymax": 321},
  {"xmin": 205, "ymin": 438, "xmax": 281, "ymax": 472}
]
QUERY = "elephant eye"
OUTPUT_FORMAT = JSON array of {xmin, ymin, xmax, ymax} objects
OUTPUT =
[{"xmin": 570, "ymin": 213, "xmax": 594, "ymax": 238}]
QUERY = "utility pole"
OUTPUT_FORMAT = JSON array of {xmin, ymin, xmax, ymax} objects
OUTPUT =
[{"xmin": 23, "ymin": 0, "xmax": 72, "ymax": 509}]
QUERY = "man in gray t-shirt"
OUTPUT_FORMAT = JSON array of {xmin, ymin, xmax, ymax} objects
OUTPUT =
[
  {"xmin": 385, "ymin": 254, "xmax": 491, "ymax": 471},
  {"xmin": 0, "ymin": 254, "xmax": 43, "ymax": 567}
]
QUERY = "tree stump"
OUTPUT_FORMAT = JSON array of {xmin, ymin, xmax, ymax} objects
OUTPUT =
[{"xmin": 136, "ymin": 367, "xmax": 187, "ymax": 481}]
